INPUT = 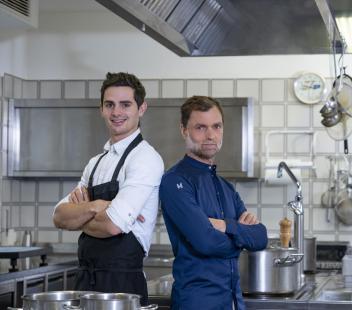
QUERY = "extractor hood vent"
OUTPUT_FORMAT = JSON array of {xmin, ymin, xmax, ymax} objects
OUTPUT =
[
  {"xmin": 139, "ymin": 0, "xmax": 178, "ymax": 20},
  {"xmin": 96, "ymin": 0, "xmax": 349, "ymax": 56},
  {"xmin": 0, "ymin": 0, "xmax": 38, "ymax": 29},
  {"xmin": 0, "ymin": 0, "xmax": 30, "ymax": 17}
]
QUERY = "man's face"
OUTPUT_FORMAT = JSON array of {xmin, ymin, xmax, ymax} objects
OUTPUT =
[
  {"xmin": 101, "ymin": 86, "xmax": 146, "ymax": 143},
  {"xmin": 181, "ymin": 106, "xmax": 223, "ymax": 164}
]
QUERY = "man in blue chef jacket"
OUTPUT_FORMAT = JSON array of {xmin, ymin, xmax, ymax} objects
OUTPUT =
[{"xmin": 160, "ymin": 96, "xmax": 268, "ymax": 310}]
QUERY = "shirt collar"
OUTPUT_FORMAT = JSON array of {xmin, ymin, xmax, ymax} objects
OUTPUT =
[
  {"xmin": 183, "ymin": 154, "xmax": 217, "ymax": 173},
  {"xmin": 103, "ymin": 129, "xmax": 141, "ymax": 155}
]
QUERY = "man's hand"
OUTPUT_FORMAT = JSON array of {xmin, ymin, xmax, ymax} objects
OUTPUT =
[
  {"xmin": 92, "ymin": 199, "xmax": 110, "ymax": 213},
  {"xmin": 239, "ymin": 211, "xmax": 259, "ymax": 225},
  {"xmin": 69, "ymin": 187, "xmax": 89, "ymax": 204},
  {"xmin": 209, "ymin": 218, "xmax": 226, "ymax": 233}
]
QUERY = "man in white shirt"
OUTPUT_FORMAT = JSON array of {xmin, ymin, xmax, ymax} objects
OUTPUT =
[{"xmin": 53, "ymin": 72, "xmax": 164, "ymax": 305}]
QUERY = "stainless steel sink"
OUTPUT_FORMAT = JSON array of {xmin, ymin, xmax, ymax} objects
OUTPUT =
[
  {"xmin": 316, "ymin": 289, "xmax": 352, "ymax": 301},
  {"xmin": 144, "ymin": 248, "xmax": 174, "ymax": 281},
  {"xmin": 147, "ymin": 274, "xmax": 174, "ymax": 296}
]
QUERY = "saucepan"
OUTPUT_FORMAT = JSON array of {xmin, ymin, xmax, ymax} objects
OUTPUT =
[
  {"xmin": 8, "ymin": 291, "xmax": 95, "ymax": 310},
  {"xmin": 64, "ymin": 293, "xmax": 158, "ymax": 310}
]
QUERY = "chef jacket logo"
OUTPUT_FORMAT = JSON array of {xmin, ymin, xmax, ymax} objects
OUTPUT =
[{"xmin": 176, "ymin": 182, "xmax": 183, "ymax": 189}]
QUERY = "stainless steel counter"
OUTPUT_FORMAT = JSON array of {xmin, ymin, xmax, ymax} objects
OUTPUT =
[{"xmin": 147, "ymin": 271, "xmax": 352, "ymax": 309}]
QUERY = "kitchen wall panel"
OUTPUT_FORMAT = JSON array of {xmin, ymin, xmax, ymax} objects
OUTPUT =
[
  {"xmin": 142, "ymin": 80, "xmax": 160, "ymax": 98},
  {"xmin": 211, "ymin": 80, "xmax": 234, "ymax": 97},
  {"xmin": 20, "ymin": 206, "xmax": 36, "ymax": 227},
  {"xmin": 40, "ymin": 81, "xmax": 62, "ymax": 99},
  {"xmin": 0, "ymin": 73, "xmax": 350, "ymax": 246},
  {"xmin": 262, "ymin": 79, "xmax": 285, "ymax": 102},
  {"xmin": 261, "ymin": 105, "xmax": 285, "ymax": 127},
  {"xmin": 62, "ymin": 231, "xmax": 81, "ymax": 243},
  {"xmin": 236, "ymin": 80, "xmax": 259, "ymax": 100},
  {"xmin": 64, "ymin": 81, "xmax": 85, "ymax": 99},
  {"xmin": 161, "ymin": 80, "xmax": 184, "ymax": 98},
  {"xmin": 287, "ymin": 105, "xmax": 311, "ymax": 127},
  {"xmin": 20, "ymin": 181, "xmax": 36, "ymax": 202},
  {"xmin": 22, "ymin": 81, "xmax": 38, "ymax": 99},
  {"xmin": 186, "ymin": 80, "xmax": 209, "ymax": 97},
  {"xmin": 13, "ymin": 78, "xmax": 22, "ymax": 99},
  {"xmin": 38, "ymin": 206, "xmax": 56, "ymax": 228},
  {"xmin": 88, "ymin": 80, "xmax": 102, "ymax": 99}
]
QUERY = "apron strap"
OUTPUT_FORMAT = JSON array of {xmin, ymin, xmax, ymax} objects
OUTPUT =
[
  {"xmin": 88, "ymin": 151, "xmax": 108, "ymax": 188},
  {"xmin": 111, "ymin": 133, "xmax": 143, "ymax": 181},
  {"xmin": 88, "ymin": 133, "xmax": 143, "ymax": 187}
]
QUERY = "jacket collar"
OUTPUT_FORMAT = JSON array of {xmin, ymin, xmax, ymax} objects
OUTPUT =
[{"xmin": 183, "ymin": 154, "xmax": 217, "ymax": 173}]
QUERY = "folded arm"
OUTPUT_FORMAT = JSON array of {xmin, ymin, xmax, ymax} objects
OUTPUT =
[
  {"xmin": 53, "ymin": 199, "xmax": 110, "ymax": 231},
  {"xmin": 54, "ymin": 185, "xmax": 146, "ymax": 237},
  {"xmin": 82, "ymin": 208, "xmax": 122, "ymax": 237},
  {"xmin": 160, "ymin": 173, "xmax": 240, "ymax": 258},
  {"xmin": 212, "ymin": 191, "xmax": 268, "ymax": 251}
]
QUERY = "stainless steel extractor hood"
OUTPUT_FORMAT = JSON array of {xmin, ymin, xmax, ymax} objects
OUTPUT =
[{"xmin": 95, "ymin": 0, "xmax": 350, "ymax": 56}]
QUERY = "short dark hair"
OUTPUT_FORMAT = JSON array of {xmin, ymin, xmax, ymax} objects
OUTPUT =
[
  {"xmin": 100, "ymin": 72, "xmax": 146, "ymax": 108},
  {"xmin": 181, "ymin": 96, "xmax": 224, "ymax": 127}
]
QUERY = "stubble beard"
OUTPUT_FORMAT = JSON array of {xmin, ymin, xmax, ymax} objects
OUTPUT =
[{"xmin": 185, "ymin": 136, "xmax": 222, "ymax": 161}]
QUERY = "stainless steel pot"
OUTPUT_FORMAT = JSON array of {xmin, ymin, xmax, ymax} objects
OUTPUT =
[
  {"xmin": 239, "ymin": 247, "xmax": 303, "ymax": 295},
  {"xmin": 67, "ymin": 293, "xmax": 158, "ymax": 310},
  {"xmin": 304, "ymin": 237, "xmax": 316, "ymax": 273},
  {"xmin": 21, "ymin": 291, "xmax": 94, "ymax": 310},
  {"xmin": 335, "ymin": 187, "xmax": 352, "ymax": 225}
]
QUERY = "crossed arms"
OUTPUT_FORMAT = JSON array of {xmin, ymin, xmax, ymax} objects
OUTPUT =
[
  {"xmin": 53, "ymin": 187, "xmax": 123, "ymax": 238},
  {"xmin": 160, "ymin": 174, "xmax": 268, "ymax": 258}
]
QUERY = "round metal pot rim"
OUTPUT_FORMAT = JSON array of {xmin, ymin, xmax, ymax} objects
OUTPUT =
[
  {"xmin": 22, "ymin": 291, "xmax": 95, "ymax": 303},
  {"xmin": 80, "ymin": 293, "xmax": 142, "ymax": 301}
]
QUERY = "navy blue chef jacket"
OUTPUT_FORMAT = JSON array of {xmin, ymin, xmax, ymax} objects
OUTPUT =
[{"xmin": 160, "ymin": 155, "xmax": 268, "ymax": 310}]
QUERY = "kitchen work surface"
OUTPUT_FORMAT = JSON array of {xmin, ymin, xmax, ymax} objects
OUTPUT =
[
  {"xmin": 0, "ymin": 246, "xmax": 51, "ymax": 272},
  {"xmin": 148, "ymin": 271, "xmax": 352, "ymax": 309}
]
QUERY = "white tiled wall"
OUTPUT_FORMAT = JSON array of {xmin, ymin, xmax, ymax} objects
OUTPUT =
[
  {"xmin": 0, "ymin": 74, "xmax": 349, "ymax": 245},
  {"xmin": 211, "ymin": 80, "xmax": 234, "ymax": 97}
]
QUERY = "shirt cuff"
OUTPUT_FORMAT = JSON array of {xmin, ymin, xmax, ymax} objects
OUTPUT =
[
  {"xmin": 106, "ymin": 205, "xmax": 136, "ymax": 233},
  {"xmin": 225, "ymin": 218, "xmax": 238, "ymax": 236}
]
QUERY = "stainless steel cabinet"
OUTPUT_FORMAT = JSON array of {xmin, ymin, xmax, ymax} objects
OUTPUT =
[{"xmin": 6, "ymin": 97, "xmax": 254, "ymax": 178}]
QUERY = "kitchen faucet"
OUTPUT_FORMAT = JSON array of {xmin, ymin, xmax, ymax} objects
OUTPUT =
[{"xmin": 277, "ymin": 161, "xmax": 304, "ymax": 288}]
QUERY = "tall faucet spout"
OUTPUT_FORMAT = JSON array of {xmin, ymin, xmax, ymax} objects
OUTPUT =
[
  {"xmin": 277, "ymin": 161, "xmax": 302, "ymax": 195},
  {"xmin": 277, "ymin": 161, "xmax": 304, "ymax": 289}
]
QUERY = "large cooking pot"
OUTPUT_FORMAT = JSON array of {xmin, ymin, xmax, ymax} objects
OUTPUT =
[
  {"xmin": 19, "ymin": 291, "xmax": 94, "ymax": 310},
  {"xmin": 66, "ymin": 293, "xmax": 158, "ymax": 310},
  {"xmin": 239, "ymin": 247, "xmax": 303, "ymax": 295}
]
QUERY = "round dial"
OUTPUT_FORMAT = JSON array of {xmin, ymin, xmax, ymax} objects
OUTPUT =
[{"xmin": 293, "ymin": 72, "xmax": 326, "ymax": 104}]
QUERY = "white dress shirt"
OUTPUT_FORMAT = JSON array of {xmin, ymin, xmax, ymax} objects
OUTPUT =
[{"xmin": 56, "ymin": 129, "xmax": 164, "ymax": 255}]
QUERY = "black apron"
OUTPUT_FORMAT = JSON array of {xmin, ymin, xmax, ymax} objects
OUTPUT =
[{"xmin": 74, "ymin": 133, "xmax": 148, "ymax": 305}]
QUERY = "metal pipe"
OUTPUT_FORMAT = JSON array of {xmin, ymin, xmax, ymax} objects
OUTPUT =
[{"xmin": 277, "ymin": 161, "xmax": 304, "ymax": 289}]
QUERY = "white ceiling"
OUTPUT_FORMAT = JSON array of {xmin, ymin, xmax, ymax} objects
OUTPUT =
[{"xmin": 38, "ymin": 0, "xmax": 105, "ymax": 12}]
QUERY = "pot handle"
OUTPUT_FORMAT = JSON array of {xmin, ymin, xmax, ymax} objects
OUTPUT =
[
  {"xmin": 273, "ymin": 253, "xmax": 304, "ymax": 267},
  {"xmin": 7, "ymin": 308, "xmax": 23, "ymax": 310},
  {"xmin": 140, "ymin": 304, "xmax": 158, "ymax": 309},
  {"xmin": 63, "ymin": 306, "xmax": 82, "ymax": 310}
]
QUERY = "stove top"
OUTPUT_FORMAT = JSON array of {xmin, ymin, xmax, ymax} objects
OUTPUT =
[{"xmin": 316, "ymin": 241, "xmax": 349, "ymax": 271}]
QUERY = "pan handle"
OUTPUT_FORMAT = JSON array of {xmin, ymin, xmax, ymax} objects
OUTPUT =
[
  {"xmin": 273, "ymin": 253, "xmax": 304, "ymax": 267},
  {"xmin": 140, "ymin": 305, "xmax": 158, "ymax": 309}
]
